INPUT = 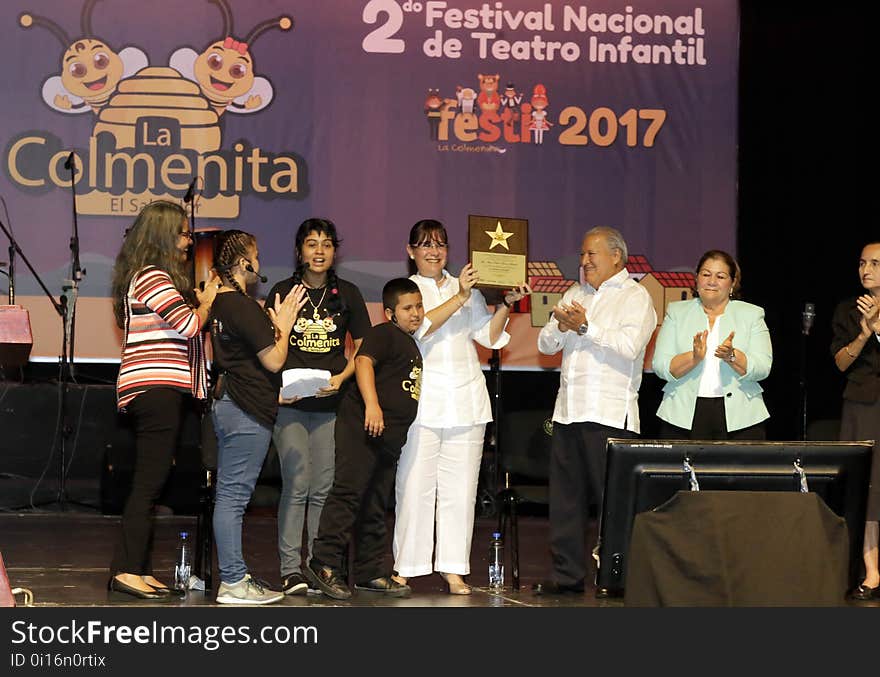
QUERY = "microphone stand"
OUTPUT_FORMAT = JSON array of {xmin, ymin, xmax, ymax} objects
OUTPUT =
[
  {"xmin": 0, "ymin": 221, "xmax": 62, "ymax": 314},
  {"xmin": 799, "ymin": 332, "xmax": 807, "ymax": 441},
  {"xmin": 799, "ymin": 307, "xmax": 814, "ymax": 441},
  {"xmin": 0, "ymin": 217, "xmax": 92, "ymax": 510},
  {"xmin": 6, "ymin": 239, "xmax": 13, "ymax": 304},
  {"xmin": 48, "ymin": 153, "xmax": 93, "ymax": 510},
  {"xmin": 66, "ymin": 153, "xmax": 85, "ymax": 379},
  {"xmin": 184, "ymin": 177, "xmax": 213, "ymax": 593}
]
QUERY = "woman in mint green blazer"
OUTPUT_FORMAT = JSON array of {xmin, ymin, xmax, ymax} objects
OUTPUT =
[{"xmin": 652, "ymin": 250, "xmax": 772, "ymax": 439}]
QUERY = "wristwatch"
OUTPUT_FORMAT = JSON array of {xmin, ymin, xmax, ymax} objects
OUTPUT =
[{"xmin": 577, "ymin": 322, "xmax": 589, "ymax": 336}]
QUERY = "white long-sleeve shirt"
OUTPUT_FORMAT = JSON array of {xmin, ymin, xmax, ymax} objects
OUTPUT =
[
  {"xmin": 413, "ymin": 271, "xmax": 510, "ymax": 427},
  {"xmin": 538, "ymin": 268, "xmax": 657, "ymax": 432}
]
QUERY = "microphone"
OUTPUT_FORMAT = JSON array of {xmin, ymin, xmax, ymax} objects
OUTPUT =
[
  {"xmin": 183, "ymin": 177, "xmax": 197, "ymax": 204},
  {"xmin": 63, "ymin": 151, "xmax": 75, "ymax": 171},
  {"xmin": 246, "ymin": 263, "xmax": 267, "ymax": 283},
  {"xmin": 802, "ymin": 302, "xmax": 815, "ymax": 336}
]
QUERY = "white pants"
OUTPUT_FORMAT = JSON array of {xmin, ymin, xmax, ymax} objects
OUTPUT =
[{"xmin": 392, "ymin": 423, "xmax": 485, "ymax": 577}]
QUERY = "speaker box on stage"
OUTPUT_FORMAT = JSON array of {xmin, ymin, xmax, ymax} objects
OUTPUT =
[
  {"xmin": 100, "ymin": 402, "xmax": 205, "ymax": 515},
  {"xmin": 0, "ymin": 383, "xmax": 204, "ymax": 514},
  {"xmin": 0, "ymin": 305, "xmax": 33, "ymax": 367}
]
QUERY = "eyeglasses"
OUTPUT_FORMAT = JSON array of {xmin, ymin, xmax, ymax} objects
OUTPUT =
[
  {"xmin": 179, "ymin": 230, "xmax": 193, "ymax": 240},
  {"xmin": 415, "ymin": 241, "xmax": 447, "ymax": 250}
]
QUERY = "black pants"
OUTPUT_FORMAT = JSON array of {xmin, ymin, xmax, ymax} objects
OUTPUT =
[
  {"xmin": 310, "ymin": 411, "xmax": 400, "ymax": 583},
  {"xmin": 549, "ymin": 421, "xmax": 636, "ymax": 588},
  {"xmin": 110, "ymin": 388, "xmax": 185, "ymax": 576},
  {"xmin": 659, "ymin": 397, "xmax": 766, "ymax": 440}
]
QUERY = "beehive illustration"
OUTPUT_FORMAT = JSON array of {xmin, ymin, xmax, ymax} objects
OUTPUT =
[{"xmin": 92, "ymin": 67, "xmax": 221, "ymax": 153}]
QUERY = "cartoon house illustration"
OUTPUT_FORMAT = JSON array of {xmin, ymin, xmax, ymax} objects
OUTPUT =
[
  {"xmin": 639, "ymin": 270, "xmax": 696, "ymax": 323},
  {"xmin": 527, "ymin": 261, "xmax": 577, "ymax": 328},
  {"xmin": 638, "ymin": 269, "xmax": 696, "ymax": 370},
  {"xmin": 625, "ymin": 254, "xmax": 653, "ymax": 281}
]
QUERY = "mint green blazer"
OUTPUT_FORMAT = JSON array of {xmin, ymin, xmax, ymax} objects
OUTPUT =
[{"xmin": 652, "ymin": 298, "xmax": 772, "ymax": 432}]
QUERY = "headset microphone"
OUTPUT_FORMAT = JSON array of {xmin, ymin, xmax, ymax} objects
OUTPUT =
[{"xmin": 246, "ymin": 263, "xmax": 267, "ymax": 283}]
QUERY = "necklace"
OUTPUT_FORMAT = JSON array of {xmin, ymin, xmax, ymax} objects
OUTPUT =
[{"xmin": 306, "ymin": 285, "xmax": 328, "ymax": 321}]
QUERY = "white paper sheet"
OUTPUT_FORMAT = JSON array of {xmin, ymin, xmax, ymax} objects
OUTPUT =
[{"xmin": 280, "ymin": 368, "xmax": 332, "ymax": 400}]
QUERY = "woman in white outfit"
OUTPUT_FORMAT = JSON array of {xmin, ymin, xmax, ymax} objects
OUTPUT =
[{"xmin": 392, "ymin": 219, "xmax": 530, "ymax": 594}]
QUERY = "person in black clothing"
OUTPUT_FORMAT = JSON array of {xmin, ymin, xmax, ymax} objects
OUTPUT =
[
  {"xmin": 832, "ymin": 241, "xmax": 880, "ymax": 601},
  {"xmin": 265, "ymin": 218, "xmax": 371, "ymax": 596},
  {"xmin": 209, "ymin": 229, "xmax": 307, "ymax": 605},
  {"xmin": 304, "ymin": 278, "xmax": 424, "ymax": 600}
]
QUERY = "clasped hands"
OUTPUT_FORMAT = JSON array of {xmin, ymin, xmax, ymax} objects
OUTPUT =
[
  {"xmin": 552, "ymin": 300, "xmax": 586, "ymax": 333},
  {"xmin": 692, "ymin": 329, "xmax": 737, "ymax": 363},
  {"xmin": 856, "ymin": 294, "xmax": 880, "ymax": 337}
]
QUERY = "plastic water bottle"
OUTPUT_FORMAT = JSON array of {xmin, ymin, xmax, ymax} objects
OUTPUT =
[
  {"xmin": 488, "ymin": 531, "xmax": 504, "ymax": 590},
  {"xmin": 174, "ymin": 531, "xmax": 192, "ymax": 593}
]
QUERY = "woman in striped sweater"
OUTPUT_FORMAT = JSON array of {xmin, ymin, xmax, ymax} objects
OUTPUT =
[{"xmin": 109, "ymin": 200, "xmax": 219, "ymax": 600}]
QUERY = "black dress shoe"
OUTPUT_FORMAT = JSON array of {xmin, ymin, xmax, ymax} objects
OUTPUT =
[
  {"xmin": 848, "ymin": 584, "xmax": 880, "ymax": 601},
  {"xmin": 108, "ymin": 577, "xmax": 164, "ymax": 600},
  {"xmin": 532, "ymin": 579, "xmax": 584, "ymax": 596},
  {"xmin": 303, "ymin": 560, "xmax": 352, "ymax": 600},
  {"xmin": 354, "ymin": 576, "xmax": 412, "ymax": 597},
  {"xmin": 282, "ymin": 572, "xmax": 309, "ymax": 596}
]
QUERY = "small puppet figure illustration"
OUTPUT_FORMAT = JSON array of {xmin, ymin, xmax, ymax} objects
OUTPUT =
[
  {"xmin": 528, "ymin": 83, "xmax": 552, "ymax": 145},
  {"xmin": 500, "ymin": 82, "xmax": 523, "ymax": 130}
]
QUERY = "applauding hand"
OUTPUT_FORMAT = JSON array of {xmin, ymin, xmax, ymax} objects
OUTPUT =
[
  {"xmin": 268, "ymin": 284, "xmax": 307, "ymax": 338},
  {"xmin": 856, "ymin": 294, "xmax": 880, "ymax": 336},
  {"xmin": 692, "ymin": 330, "xmax": 708, "ymax": 361},
  {"xmin": 714, "ymin": 331, "xmax": 736, "ymax": 362}
]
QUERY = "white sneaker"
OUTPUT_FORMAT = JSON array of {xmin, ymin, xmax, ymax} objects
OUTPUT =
[{"xmin": 216, "ymin": 574, "xmax": 284, "ymax": 605}]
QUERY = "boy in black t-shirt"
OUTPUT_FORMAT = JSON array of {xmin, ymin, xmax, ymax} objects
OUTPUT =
[{"xmin": 304, "ymin": 279, "xmax": 424, "ymax": 599}]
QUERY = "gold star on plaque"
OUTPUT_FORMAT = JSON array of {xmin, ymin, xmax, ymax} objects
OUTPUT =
[{"xmin": 485, "ymin": 221, "xmax": 514, "ymax": 250}]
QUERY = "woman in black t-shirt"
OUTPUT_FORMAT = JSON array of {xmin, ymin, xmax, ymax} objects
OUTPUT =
[
  {"xmin": 265, "ymin": 218, "xmax": 371, "ymax": 595},
  {"xmin": 209, "ymin": 229, "xmax": 306, "ymax": 605},
  {"xmin": 832, "ymin": 241, "xmax": 880, "ymax": 601}
]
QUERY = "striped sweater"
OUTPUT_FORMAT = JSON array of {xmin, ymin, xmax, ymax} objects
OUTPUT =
[{"xmin": 116, "ymin": 266, "xmax": 207, "ymax": 410}]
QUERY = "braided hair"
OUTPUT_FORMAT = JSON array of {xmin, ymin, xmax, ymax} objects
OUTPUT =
[
  {"xmin": 213, "ymin": 229, "xmax": 257, "ymax": 296},
  {"xmin": 292, "ymin": 218, "xmax": 346, "ymax": 318}
]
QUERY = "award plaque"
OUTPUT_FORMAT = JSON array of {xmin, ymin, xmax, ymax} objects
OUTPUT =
[{"xmin": 467, "ymin": 214, "xmax": 528, "ymax": 290}]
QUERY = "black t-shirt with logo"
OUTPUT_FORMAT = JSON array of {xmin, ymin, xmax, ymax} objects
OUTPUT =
[
  {"xmin": 266, "ymin": 276, "xmax": 371, "ymax": 413},
  {"xmin": 210, "ymin": 291, "xmax": 279, "ymax": 428},
  {"xmin": 338, "ymin": 321, "xmax": 422, "ymax": 453}
]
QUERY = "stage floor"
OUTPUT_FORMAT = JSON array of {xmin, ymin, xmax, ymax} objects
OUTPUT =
[{"xmin": 1, "ymin": 511, "xmax": 622, "ymax": 608}]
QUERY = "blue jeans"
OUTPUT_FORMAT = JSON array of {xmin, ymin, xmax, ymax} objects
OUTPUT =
[
  {"xmin": 273, "ymin": 407, "xmax": 336, "ymax": 576},
  {"xmin": 212, "ymin": 395, "xmax": 273, "ymax": 584}
]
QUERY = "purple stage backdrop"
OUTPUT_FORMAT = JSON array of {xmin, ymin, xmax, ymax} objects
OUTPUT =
[{"xmin": 0, "ymin": 0, "xmax": 738, "ymax": 365}]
